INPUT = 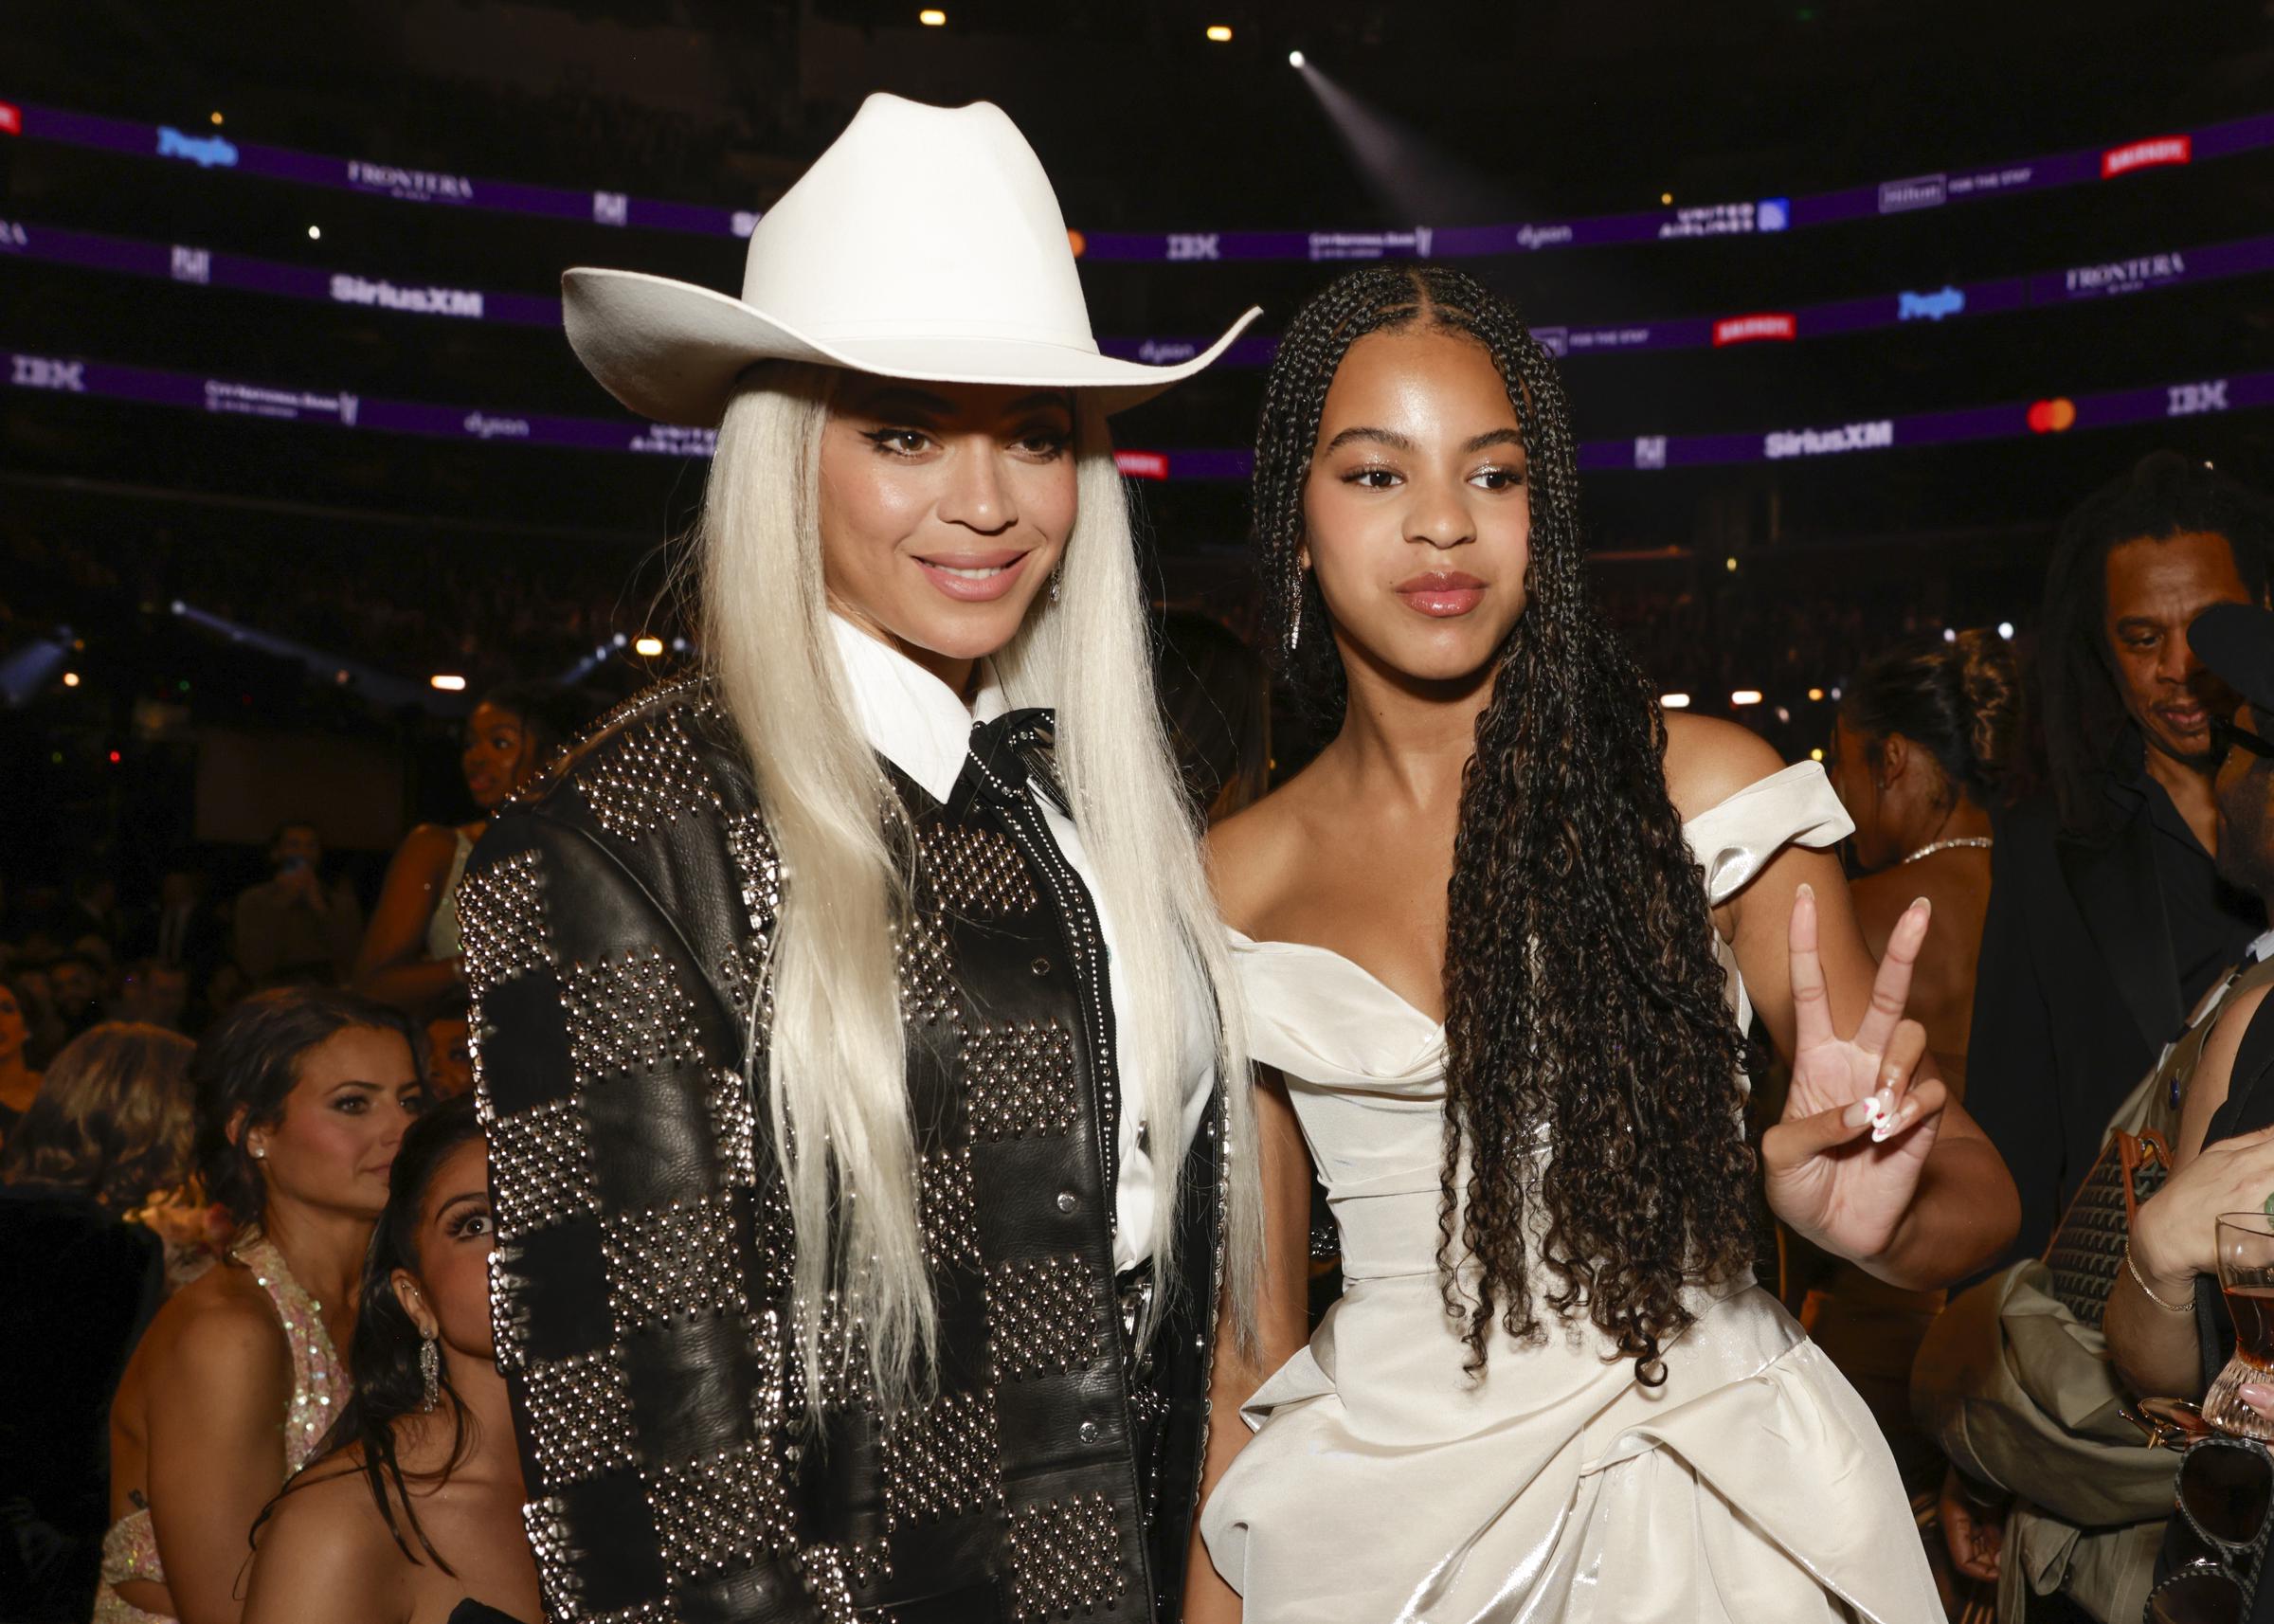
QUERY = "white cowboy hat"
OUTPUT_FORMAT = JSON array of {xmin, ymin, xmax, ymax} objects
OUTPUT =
[{"xmin": 564, "ymin": 93, "xmax": 1261, "ymax": 425}]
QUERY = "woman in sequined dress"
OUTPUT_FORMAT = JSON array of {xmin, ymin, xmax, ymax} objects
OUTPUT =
[
  {"xmin": 244, "ymin": 1097, "xmax": 540, "ymax": 1624},
  {"xmin": 96, "ymin": 989, "xmax": 424, "ymax": 1624}
]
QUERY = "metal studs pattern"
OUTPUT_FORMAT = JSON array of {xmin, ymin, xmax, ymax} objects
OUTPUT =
[
  {"xmin": 489, "ymin": 1097, "xmax": 598, "ymax": 1240},
  {"xmin": 645, "ymin": 1439, "xmax": 796, "ymax": 1578},
  {"xmin": 985, "ymin": 1255, "xmax": 1100, "ymax": 1380},
  {"xmin": 579, "ymin": 706, "xmax": 719, "ymax": 840},
  {"xmin": 457, "ymin": 848, "xmax": 552, "ymax": 994},
  {"xmin": 839, "ymin": 1538, "xmax": 894, "ymax": 1592},
  {"xmin": 724, "ymin": 809, "xmax": 784, "ymax": 935},
  {"xmin": 880, "ymin": 1387, "xmax": 1005, "ymax": 1529},
  {"xmin": 603, "ymin": 1196, "xmax": 749, "ymax": 1326},
  {"xmin": 917, "ymin": 1146, "xmax": 982, "ymax": 1272},
  {"xmin": 793, "ymin": 1289, "xmax": 875, "ymax": 1412},
  {"xmin": 1005, "ymin": 1493, "xmax": 1125, "ymax": 1619},
  {"xmin": 583, "ymin": 1605, "xmax": 680, "ymax": 1624},
  {"xmin": 964, "ymin": 1021, "xmax": 1078, "ymax": 1141},
  {"xmin": 706, "ymin": 1069, "xmax": 759, "ymax": 1189},
  {"xmin": 521, "ymin": 1495, "xmax": 585, "ymax": 1620},
  {"xmin": 895, "ymin": 912, "xmax": 958, "ymax": 1026},
  {"xmin": 917, "ymin": 823, "xmax": 1039, "ymax": 918},
  {"xmin": 563, "ymin": 950, "xmax": 705, "ymax": 1088},
  {"xmin": 521, "ymin": 1347, "xmax": 639, "ymax": 1485},
  {"xmin": 797, "ymin": 1544, "xmax": 860, "ymax": 1624},
  {"xmin": 489, "ymin": 1243, "xmax": 532, "ymax": 1373}
]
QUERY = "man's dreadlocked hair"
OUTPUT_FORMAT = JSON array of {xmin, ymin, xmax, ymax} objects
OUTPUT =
[{"xmin": 1253, "ymin": 264, "xmax": 1759, "ymax": 1386}]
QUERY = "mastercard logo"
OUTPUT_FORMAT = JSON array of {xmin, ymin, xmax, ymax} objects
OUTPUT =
[
  {"xmin": 2027, "ymin": 398, "xmax": 2077, "ymax": 433},
  {"xmin": 1067, "ymin": 228, "xmax": 1087, "ymax": 259}
]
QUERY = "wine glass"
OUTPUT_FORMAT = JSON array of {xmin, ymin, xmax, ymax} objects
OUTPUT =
[{"xmin": 2203, "ymin": 1213, "xmax": 2274, "ymax": 1440}]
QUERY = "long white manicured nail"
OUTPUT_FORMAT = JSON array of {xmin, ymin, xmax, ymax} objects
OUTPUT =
[
  {"xmin": 1872, "ymin": 1102, "xmax": 1914, "ymax": 1144},
  {"xmin": 1845, "ymin": 1098, "xmax": 1878, "ymax": 1130}
]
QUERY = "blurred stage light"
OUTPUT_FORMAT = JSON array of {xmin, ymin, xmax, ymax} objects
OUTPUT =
[
  {"xmin": 63, "ymin": 672, "xmax": 81, "ymax": 688},
  {"xmin": 307, "ymin": 225, "xmax": 321, "ymax": 240},
  {"xmin": 919, "ymin": 9, "xmax": 946, "ymax": 24},
  {"xmin": 1942, "ymin": 628, "xmax": 1958, "ymax": 643},
  {"xmin": 1661, "ymin": 693, "xmax": 1691, "ymax": 710},
  {"xmin": 1207, "ymin": 24, "xmax": 1233, "ymax": 41},
  {"xmin": 1724, "ymin": 556, "xmax": 1739, "ymax": 571},
  {"xmin": 209, "ymin": 111, "xmax": 224, "ymax": 126},
  {"xmin": 1811, "ymin": 748, "xmax": 1825, "ymax": 762},
  {"xmin": 1660, "ymin": 191, "xmax": 1673, "ymax": 205},
  {"xmin": 430, "ymin": 674, "xmax": 467, "ymax": 692},
  {"xmin": 1288, "ymin": 49, "xmax": 1306, "ymax": 67},
  {"xmin": 634, "ymin": 635, "xmax": 664, "ymax": 658},
  {"xmin": 1731, "ymin": 690, "xmax": 1763, "ymax": 707},
  {"xmin": 1998, "ymin": 622, "xmax": 2015, "ymax": 640},
  {"xmin": 1807, "ymin": 687, "xmax": 1825, "ymax": 701}
]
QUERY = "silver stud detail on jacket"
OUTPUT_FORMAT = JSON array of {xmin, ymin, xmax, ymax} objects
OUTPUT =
[
  {"xmin": 521, "ymin": 1348, "xmax": 639, "ymax": 1485},
  {"xmin": 1006, "ymin": 1493, "xmax": 1125, "ymax": 1619},
  {"xmin": 793, "ymin": 1288, "xmax": 875, "ymax": 1411},
  {"xmin": 644, "ymin": 1438, "xmax": 797, "ymax": 1578},
  {"xmin": 964, "ymin": 1020, "xmax": 1078, "ymax": 1141},
  {"xmin": 520, "ymin": 1495, "xmax": 585, "ymax": 1619},
  {"xmin": 895, "ymin": 911, "xmax": 958, "ymax": 1026},
  {"xmin": 488, "ymin": 1243, "xmax": 532, "ymax": 1373},
  {"xmin": 457, "ymin": 848, "xmax": 552, "ymax": 993},
  {"xmin": 562, "ymin": 949, "xmax": 705, "ymax": 1088},
  {"xmin": 724, "ymin": 809, "xmax": 784, "ymax": 934},
  {"xmin": 603, "ymin": 1196, "xmax": 749, "ymax": 1326},
  {"xmin": 917, "ymin": 824, "xmax": 1039, "ymax": 918},
  {"xmin": 880, "ymin": 1387, "xmax": 1006, "ymax": 1529},
  {"xmin": 489, "ymin": 1097, "xmax": 599, "ymax": 1240},
  {"xmin": 984, "ymin": 1255, "xmax": 1099, "ymax": 1380},
  {"xmin": 796, "ymin": 1544, "xmax": 861, "ymax": 1624},
  {"xmin": 706, "ymin": 1069, "xmax": 759, "ymax": 1189},
  {"xmin": 579, "ymin": 706, "xmax": 719, "ymax": 840},
  {"xmin": 917, "ymin": 1145, "xmax": 982, "ymax": 1271}
]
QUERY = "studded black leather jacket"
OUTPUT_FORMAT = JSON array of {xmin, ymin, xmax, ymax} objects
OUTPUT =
[{"xmin": 460, "ymin": 679, "xmax": 1226, "ymax": 1623}]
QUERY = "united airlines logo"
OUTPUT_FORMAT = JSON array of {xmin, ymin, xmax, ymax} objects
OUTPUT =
[
  {"xmin": 157, "ymin": 127, "xmax": 239, "ymax": 169},
  {"xmin": 1876, "ymin": 173, "xmax": 1946, "ymax": 214},
  {"xmin": 170, "ymin": 246, "xmax": 211, "ymax": 285},
  {"xmin": 1897, "ymin": 286, "xmax": 1965, "ymax": 321},
  {"xmin": 1764, "ymin": 420, "xmax": 1894, "ymax": 460},
  {"xmin": 629, "ymin": 424, "xmax": 718, "ymax": 457},
  {"xmin": 11, "ymin": 354, "xmax": 86, "ymax": 391}
]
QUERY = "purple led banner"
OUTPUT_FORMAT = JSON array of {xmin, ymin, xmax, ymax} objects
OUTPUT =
[
  {"xmin": 8, "ymin": 348, "xmax": 2263, "ymax": 480},
  {"xmin": 4, "ymin": 92, "xmax": 2265, "ymax": 259}
]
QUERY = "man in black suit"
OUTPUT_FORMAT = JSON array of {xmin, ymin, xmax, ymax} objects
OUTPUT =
[{"xmin": 1970, "ymin": 452, "xmax": 2274, "ymax": 1263}]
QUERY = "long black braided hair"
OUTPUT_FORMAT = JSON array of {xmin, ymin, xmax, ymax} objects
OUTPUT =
[{"xmin": 1254, "ymin": 264, "xmax": 1758, "ymax": 1385}]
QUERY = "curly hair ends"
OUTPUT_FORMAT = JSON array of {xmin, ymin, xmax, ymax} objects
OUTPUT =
[
  {"xmin": 1845, "ymin": 630, "xmax": 2020, "ymax": 810},
  {"xmin": 1254, "ymin": 265, "xmax": 1759, "ymax": 1385}
]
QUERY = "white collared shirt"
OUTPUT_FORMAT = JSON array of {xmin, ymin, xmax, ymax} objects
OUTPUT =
[{"xmin": 830, "ymin": 614, "xmax": 1213, "ymax": 1271}]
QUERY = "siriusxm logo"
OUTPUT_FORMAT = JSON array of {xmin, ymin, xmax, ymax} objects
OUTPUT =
[
  {"xmin": 156, "ymin": 126, "xmax": 239, "ymax": 169},
  {"xmin": 331, "ymin": 274, "xmax": 483, "ymax": 318},
  {"xmin": 12, "ymin": 354, "xmax": 85, "ymax": 391},
  {"xmin": 1897, "ymin": 286, "xmax": 1965, "ymax": 321},
  {"xmin": 1876, "ymin": 173, "xmax": 1946, "ymax": 214},
  {"xmin": 1755, "ymin": 197, "xmax": 1791, "ymax": 232},
  {"xmin": 1168, "ymin": 233, "xmax": 1220, "ymax": 261},
  {"xmin": 1765, "ymin": 420, "xmax": 1894, "ymax": 460}
]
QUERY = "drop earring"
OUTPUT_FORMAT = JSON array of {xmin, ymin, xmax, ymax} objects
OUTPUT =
[
  {"xmin": 1286, "ymin": 567, "xmax": 1306, "ymax": 657},
  {"xmin": 419, "ymin": 1330, "xmax": 442, "ymax": 1413},
  {"xmin": 1049, "ymin": 567, "xmax": 1061, "ymax": 605}
]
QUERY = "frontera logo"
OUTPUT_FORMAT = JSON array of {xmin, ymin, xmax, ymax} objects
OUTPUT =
[
  {"xmin": 1167, "ymin": 233, "xmax": 1220, "ymax": 261},
  {"xmin": 1876, "ymin": 173, "xmax": 1946, "ymax": 214},
  {"xmin": 1897, "ymin": 286, "xmax": 1965, "ymax": 321},
  {"xmin": 2065, "ymin": 252, "xmax": 2186, "ymax": 297},
  {"xmin": 156, "ymin": 127, "xmax": 239, "ymax": 169},
  {"xmin": 2103, "ymin": 135, "xmax": 2192, "ymax": 179},
  {"xmin": 1712, "ymin": 313, "xmax": 1796, "ymax": 347},
  {"xmin": 347, "ymin": 161, "xmax": 472, "ymax": 202}
]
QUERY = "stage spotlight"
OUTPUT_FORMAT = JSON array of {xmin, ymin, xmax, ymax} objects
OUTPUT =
[
  {"xmin": 1731, "ymin": 690, "xmax": 1763, "ymax": 708},
  {"xmin": 1661, "ymin": 693, "xmax": 1691, "ymax": 710},
  {"xmin": 1942, "ymin": 627, "xmax": 1958, "ymax": 643},
  {"xmin": 1207, "ymin": 24, "xmax": 1233, "ymax": 41},
  {"xmin": 634, "ymin": 635, "xmax": 664, "ymax": 658},
  {"xmin": 919, "ymin": 8, "xmax": 946, "ymax": 24},
  {"xmin": 209, "ymin": 111, "xmax": 224, "ymax": 127},
  {"xmin": 1724, "ymin": 556, "xmax": 1738, "ymax": 572},
  {"xmin": 1998, "ymin": 622, "xmax": 2015, "ymax": 640},
  {"xmin": 430, "ymin": 674, "xmax": 467, "ymax": 692},
  {"xmin": 1807, "ymin": 687, "xmax": 1825, "ymax": 701},
  {"xmin": 1288, "ymin": 49, "xmax": 1305, "ymax": 67},
  {"xmin": 307, "ymin": 225, "xmax": 321, "ymax": 240},
  {"xmin": 1660, "ymin": 191, "xmax": 1672, "ymax": 205},
  {"xmin": 63, "ymin": 672, "xmax": 81, "ymax": 688}
]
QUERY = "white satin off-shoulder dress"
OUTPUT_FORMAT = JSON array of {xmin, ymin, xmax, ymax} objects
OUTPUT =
[{"xmin": 1200, "ymin": 763, "xmax": 1941, "ymax": 1624}]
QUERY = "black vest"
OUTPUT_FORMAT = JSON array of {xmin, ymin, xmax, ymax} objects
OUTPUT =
[{"xmin": 462, "ymin": 680, "xmax": 1225, "ymax": 1623}]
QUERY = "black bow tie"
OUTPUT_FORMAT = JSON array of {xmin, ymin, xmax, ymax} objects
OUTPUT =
[{"xmin": 948, "ymin": 707, "xmax": 1069, "ymax": 820}]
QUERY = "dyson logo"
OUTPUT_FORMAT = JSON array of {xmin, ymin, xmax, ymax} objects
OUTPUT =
[
  {"xmin": 463, "ymin": 412, "xmax": 531, "ymax": 440},
  {"xmin": 1136, "ymin": 339, "xmax": 1200, "ymax": 365},
  {"xmin": 157, "ymin": 127, "xmax": 239, "ymax": 169},
  {"xmin": 1516, "ymin": 223, "xmax": 1574, "ymax": 250}
]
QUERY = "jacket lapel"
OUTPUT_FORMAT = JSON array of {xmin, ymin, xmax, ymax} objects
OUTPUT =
[{"xmin": 2056, "ymin": 802, "xmax": 2185, "ymax": 1054}]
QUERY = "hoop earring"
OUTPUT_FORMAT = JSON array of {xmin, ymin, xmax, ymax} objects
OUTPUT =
[{"xmin": 419, "ymin": 1331, "xmax": 442, "ymax": 1413}]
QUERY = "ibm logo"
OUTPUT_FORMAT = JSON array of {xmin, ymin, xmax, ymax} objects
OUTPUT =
[
  {"xmin": 12, "ymin": 355, "xmax": 86, "ymax": 391},
  {"xmin": 1166, "ymin": 233, "xmax": 1220, "ymax": 261},
  {"xmin": 2168, "ymin": 380, "xmax": 2229, "ymax": 418},
  {"xmin": 592, "ymin": 191, "xmax": 629, "ymax": 226},
  {"xmin": 1633, "ymin": 436, "xmax": 1668, "ymax": 471},
  {"xmin": 171, "ymin": 245, "xmax": 211, "ymax": 284}
]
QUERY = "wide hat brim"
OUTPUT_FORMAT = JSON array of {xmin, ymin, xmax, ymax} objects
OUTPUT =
[{"xmin": 564, "ymin": 267, "xmax": 1262, "ymax": 426}]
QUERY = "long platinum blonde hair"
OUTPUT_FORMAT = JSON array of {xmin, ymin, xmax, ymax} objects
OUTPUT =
[{"xmin": 697, "ymin": 363, "xmax": 1259, "ymax": 1412}]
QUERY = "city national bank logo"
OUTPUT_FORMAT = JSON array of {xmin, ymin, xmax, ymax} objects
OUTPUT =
[
  {"xmin": 1764, "ymin": 419, "xmax": 1894, "ymax": 460},
  {"xmin": 2065, "ymin": 252, "xmax": 2186, "ymax": 298},
  {"xmin": 11, "ymin": 354, "xmax": 85, "ymax": 391},
  {"xmin": 1307, "ymin": 229, "xmax": 1432, "ymax": 262},
  {"xmin": 1633, "ymin": 436, "xmax": 1668, "ymax": 471},
  {"xmin": 2169, "ymin": 380, "xmax": 2229, "ymax": 418},
  {"xmin": 1898, "ymin": 286, "xmax": 1965, "ymax": 321},
  {"xmin": 463, "ymin": 412, "xmax": 530, "ymax": 440},
  {"xmin": 1136, "ymin": 338, "xmax": 1200, "ymax": 365},
  {"xmin": 1168, "ymin": 233, "xmax": 1220, "ymax": 261},
  {"xmin": 629, "ymin": 424, "xmax": 718, "ymax": 457},
  {"xmin": 201, "ymin": 380, "xmax": 360, "ymax": 425},
  {"xmin": 1877, "ymin": 173, "xmax": 1946, "ymax": 214},
  {"xmin": 347, "ymin": 160, "xmax": 473, "ymax": 203},
  {"xmin": 170, "ymin": 245, "xmax": 211, "ymax": 285},
  {"xmin": 2103, "ymin": 135, "xmax": 2192, "ymax": 179},
  {"xmin": 1658, "ymin": 202, "xmax": 1757, "ymax": 241},
  {"xmin": 1712, "ymin": 313, "xmax": 1796, "ymax": 347},
  {"xmin": 331, "ymin": 274, "xmax": 483, "ymax": 318},
  {"xmin": 157, "ymin": 126, "xmax": 238, "ymax": 169}
]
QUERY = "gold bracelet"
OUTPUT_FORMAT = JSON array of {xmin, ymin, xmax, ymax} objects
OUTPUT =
[{"xmin": 2125, "ymin": 1245, "xmax": 2196, "ymax": 1314}]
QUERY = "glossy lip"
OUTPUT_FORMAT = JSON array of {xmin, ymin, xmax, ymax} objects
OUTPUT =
[
  {"xmin": 1394, "ymin": 569, "xmax": 1488, "ymax": 618},
  {"xmin": 912, "ymin": 548, "xmax": 1033, "ymax": 604},
  {"xmin": 2157, "ymin": 702, "xmax": 2211, "ymax": 733}
]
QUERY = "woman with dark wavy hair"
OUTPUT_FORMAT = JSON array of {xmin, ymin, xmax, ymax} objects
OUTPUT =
[
  {"xmin": 1188, "ymin": 265, "xmax": 2017, "ymax": 1623},
  {"xmin": 244, "ymin": 1096, "xmax": 538, "ymax": 1624}
]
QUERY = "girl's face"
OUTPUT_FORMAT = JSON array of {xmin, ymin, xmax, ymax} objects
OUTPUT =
[
  {"xmin": 817, "ymin": 375, "xmax": 1079, "ymax": 685},
  {"xmin": 1300, "ymin": 328, "xmax": 1533, "ymax": 695},
  {"xmin": 242, "ymin": 1025, "xmax": 423, "ymax": 1223},
  {"xmin": 392, "ymin": 1138, "xmax": 496, "ymax": 1367},
  {"xmin": 0, "ymin": 985, "xmax": 26, "ymax": 1063},
  {"xmin": 462, "ymin": 702, "xmax": 537, "ymax": 812}
]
